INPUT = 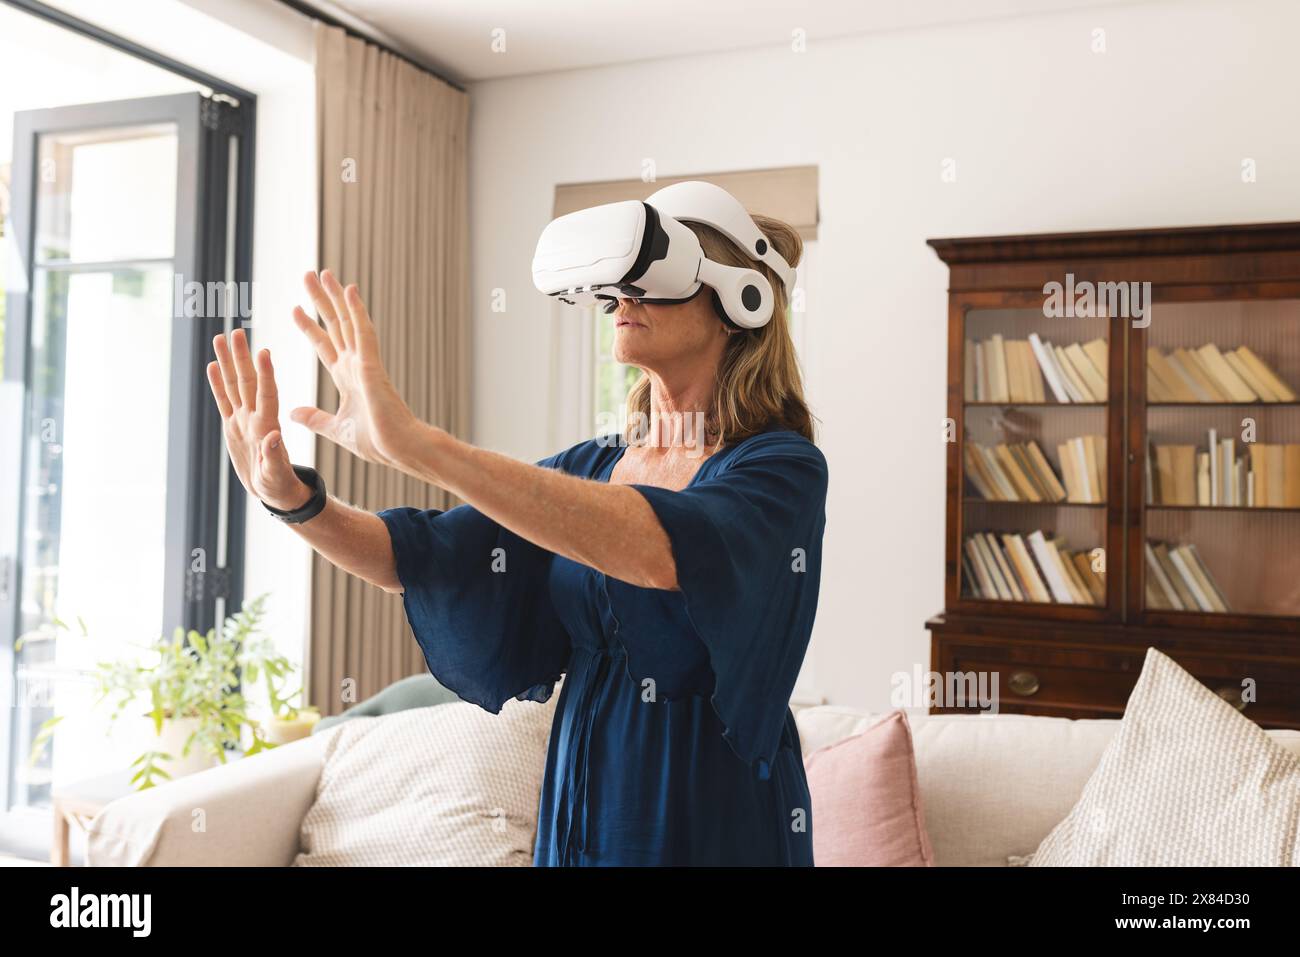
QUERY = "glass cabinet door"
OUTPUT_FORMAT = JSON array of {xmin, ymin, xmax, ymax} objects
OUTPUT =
[
  {"xmin": 1141, "ymin": 298, "xmax": 1300, "ymax": 619},
  {"xmin": 957, "ymin": 305, "xmax": 1115, "ymax": 613}
]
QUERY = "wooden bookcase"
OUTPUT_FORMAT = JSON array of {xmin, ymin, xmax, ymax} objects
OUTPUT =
[{"xmin": 926, "ymin": 223, "xmax": 1300, "ymax": 729}]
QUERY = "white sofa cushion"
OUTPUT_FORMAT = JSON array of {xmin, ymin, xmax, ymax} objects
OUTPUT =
[
  {"xmin": 1030, "ymin": 648, "xmax": 1300, "ymax": 866},
  {"xmin": 293, "ymin": 695, "xmax": 556, "ymax": 867},
  {"xmin": 797, "ymin": 704, "xmax": 1300, "ymax": 867}
]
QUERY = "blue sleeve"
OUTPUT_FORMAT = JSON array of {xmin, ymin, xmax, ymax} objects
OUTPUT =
[
  {"xmin": 605, "ymin": 431, "xmax": 829, "ymax": 779},
  {"xmin": 376, "ymin": 448, "xmax": 576, "ymax": 713}
]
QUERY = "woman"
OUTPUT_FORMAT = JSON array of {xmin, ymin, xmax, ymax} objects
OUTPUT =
[{"xmin": 206, "ymin": 211, "xmax": 828, "ymax": 866}]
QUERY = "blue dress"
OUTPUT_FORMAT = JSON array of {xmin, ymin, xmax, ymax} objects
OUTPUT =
[{"xmin": 377, "ymin": 428, "xmax": 828, "ymax": 866}]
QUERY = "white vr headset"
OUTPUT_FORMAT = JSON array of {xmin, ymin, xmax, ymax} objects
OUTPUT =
[{"xmin": 531, "ymin": 180, "xmax": 795, "ymax": 330}]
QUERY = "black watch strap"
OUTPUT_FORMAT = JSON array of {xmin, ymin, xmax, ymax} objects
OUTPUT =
[{"xmin": 262, "ymin": 465, "xmax": 328, "ymax": 524}]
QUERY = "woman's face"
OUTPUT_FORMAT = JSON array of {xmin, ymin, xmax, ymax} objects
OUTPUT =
[{"xmin": 611, "ymin": 293, "xmax": 727, "ymax": 371}]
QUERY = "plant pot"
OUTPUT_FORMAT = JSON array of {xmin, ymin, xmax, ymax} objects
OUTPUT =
[
  {"xmin": 264, "ymin": 711, "xmax": 320, "ymax": 745},
  {"xmin": 147, "ymin": 715, "xmax": 217, "ymax": 780}
]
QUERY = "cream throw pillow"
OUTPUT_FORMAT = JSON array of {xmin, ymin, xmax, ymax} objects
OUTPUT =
[
  {"xmin": 1031, "ymin": 647, "xmax": 1300, "ymax": 866},
  {"xmin": 293, "ymin": 694, "xmax": 557, "ymax": 867}
]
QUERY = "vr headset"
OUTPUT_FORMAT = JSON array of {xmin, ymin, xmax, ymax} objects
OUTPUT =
[{"xmin": 531, "ymin": 180, "xmax": 795, "ymax": 330}]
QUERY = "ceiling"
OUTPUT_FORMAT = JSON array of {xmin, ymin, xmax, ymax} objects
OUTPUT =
[{"xmin": 308, "ymin": 0, "xmax": 1149, "ymax": 84}]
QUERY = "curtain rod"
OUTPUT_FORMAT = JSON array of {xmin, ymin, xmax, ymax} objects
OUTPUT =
[{"xmin": 276, "ymin": 0, "xmax": 467, "ymax": 93}]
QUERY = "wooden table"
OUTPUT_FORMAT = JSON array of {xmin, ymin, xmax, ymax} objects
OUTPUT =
[{"xmin": 50, "ymin": 770, "xmax": 135, "ymax": 866}]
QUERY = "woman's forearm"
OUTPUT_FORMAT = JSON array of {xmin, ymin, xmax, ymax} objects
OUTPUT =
[
  {"xmin": 285, "ymin": 494, "xmax": 403, "ymax": 593},
  {"xmin": 397, "ymin": 423, "xmax": 678, "ymax": 590}
]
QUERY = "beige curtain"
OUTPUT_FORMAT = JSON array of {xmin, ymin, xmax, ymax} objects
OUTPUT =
[
  {"xmin": 309, "ymin": 23, "xmax": 470, "ymax": 715},
  {"xmin": 552, "ymin": 166, "xmax": 819, "ymax": 240}
]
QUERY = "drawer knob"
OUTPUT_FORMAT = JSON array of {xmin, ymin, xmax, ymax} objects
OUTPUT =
[
  {"xmin": 1215, "ymin": 686, "xmax": 1248, "ymax": 712},
  {"xmin": 1008, "ymin": 670, "xmax": 1040, "ymax": 696}
]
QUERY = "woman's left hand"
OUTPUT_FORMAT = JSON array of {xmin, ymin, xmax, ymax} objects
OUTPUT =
[{"xmin": 289, "ymin": 270, "xmax": 422, "ymax": 469}]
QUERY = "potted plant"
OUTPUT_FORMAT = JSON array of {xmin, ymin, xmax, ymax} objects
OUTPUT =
[
  {"xmin": 28, "ymin": 594, "xmax": 308, "ymax": 790},
  {"xmin": 239, "ymin": 628, "xmax": 319, "ymax": 745}
]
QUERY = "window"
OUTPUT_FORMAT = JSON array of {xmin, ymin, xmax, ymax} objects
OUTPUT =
[{"xmin": 0, "ymin": 2, "xmax": 254, "ymax": 854}]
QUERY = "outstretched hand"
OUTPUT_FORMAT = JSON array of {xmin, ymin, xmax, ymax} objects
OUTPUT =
[
  {"xmin": 289, "ymin": 270, "xmax": 420, "ymax": 469},
  {"xmin": 208, "ymin": 328, "xmax": 311, "ymax": 511}
]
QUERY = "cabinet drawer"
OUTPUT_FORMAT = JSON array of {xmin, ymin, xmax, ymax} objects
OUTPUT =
[
  {"xmin": 932, "ymin": 634, "xmax": 1300, "ymax": 728},
  {"xmin": 946, "ymin": 652, "xmax": 1138, "ymax": 714}
]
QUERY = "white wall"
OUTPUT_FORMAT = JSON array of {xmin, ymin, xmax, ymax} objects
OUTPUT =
[{"xmin": 467, "ymin": 0, "xmax": 1300, "ymax": 710}]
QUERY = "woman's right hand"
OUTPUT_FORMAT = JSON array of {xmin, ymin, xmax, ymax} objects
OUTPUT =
[{"xmin": 207, "ymin": 328, "xmax": 313, "ymax": 512}]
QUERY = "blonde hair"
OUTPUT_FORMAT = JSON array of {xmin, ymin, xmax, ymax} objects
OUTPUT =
[{"xmin": 623, "ymin": 212, "xmax": 815, "ymax": 446}]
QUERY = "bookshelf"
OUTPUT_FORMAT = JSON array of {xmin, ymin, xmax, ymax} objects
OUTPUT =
[{"xmin": 926, "ymin": 223, "xmax": 1300, "ymax": 730}]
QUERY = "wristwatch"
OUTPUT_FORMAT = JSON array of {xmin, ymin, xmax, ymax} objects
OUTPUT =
[{"xmin": 262, "ymin": 465, "xmax": 328, "ymax": 524}]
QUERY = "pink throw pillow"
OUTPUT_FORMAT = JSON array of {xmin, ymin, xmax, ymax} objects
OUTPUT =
[{"xmin": 803, "ymin": 710, "xmax": 934, "ymax": 866}]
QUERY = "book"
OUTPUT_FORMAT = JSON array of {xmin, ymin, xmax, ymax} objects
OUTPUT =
[
  {"xmin": 1004, "ymin": 339, "xmax": 1026, "ymax": 403},
  {"xmin": 1008, "ymin": 443, "xmax": 1051, "ymax": 500},
  {"xmin": 1171, "ymin": 348, "xmax": 1228, "ymax": 402},
  {"xmin": 1154, "ymin": 445, "xmax": 1175, "ymax": 504},
  {"xmin": 993, "ymin": 444, "xmax": 1041, "ymax": 502},
  {"xmin": 962, "ymin": 552, "xmax": 982, "ymax": 598},
  {"xmin": 1147, "ymin": 349, "xmax": 1198, "ymax": 402},
  {"xmin": 966, "ymin": 441, "xmax": 1071, "ymax": 503},
  {"xmin": 1022, "ymin": 441, "xmax": 1068, "ymax": 501},
  {"xmin": 1055, "ymin": 539, "xmax": 1093, "ymax": 604},
  {"xmin": 987, "ymin": 334, "xmax": 1010, "ymax": 403},
  {"xmin": 1028, "ymin": 530, "xmax": 1077, "ymax": 603},
  {"xmin": 1252, "ymin": 444, "xmax": 1270, "ymax": 507},
  {"xmin": 1170, "ymin": 544, "xmax": 1230, "ymax": 612},
  {"xmin": 1071, "ymin": 551, "xmax": 1106, "ymax": 604},
  {"xmin": 1167, "ymin": 546, "xmax": 1212, "ymax": 611},
  {"xmin": 1145, "ymin": 344, "xmax": 1295, "ymax": 403},
  {"xmin": 1081, "ymin": 339, "xmax": 1109, "ymax": 389},
  {"xmin": 1236, "ymin": 346, "xmax": 1296, "ymax": 401},
  {"xmin": 965, "ymin": 536, "xmax": 998, "ymax": 598},
  {"xmin": 974, "ymin": 534, "xmax": 1011, "ymax": 600},
  {"xmin": 1082, "ymin": 436, "xmax": 1104, "ymax": 502},
  {"xmin": 1182, "ymin": 544, "xmax": 1230, "ymax": 611},
  {"xmin": 1065, "ymin": 342, "xmax": 1108, "ymax": 402},
  {"xmin": 1287, "ymin": 445, "xmax": 1300, "ymax": 507},
  {"xmin": 1024, "ymin": 341, "xmax": 1047, "ymax": 401},
  {"xmin": 1153, "ymin": 542, "xmax": 1199, "ymax": 610},
  {"xmin": 983, "ymin": 533, "xmax": 1024, "ymax": 602},
  {"xmin": 1056, "ymin": 437, "xmax": 1104, "ymax": 504},
  {"xmin": 1144, "ymin": 541, "xmax": 1185, "ymax": 610},
  {"xmin": 1223, "ymin": 349, "xmax": 1277, "ymax": 402},
  {"xmin": 1207, "ymin": 428, "xmax": 1219, "ymax": 504},
  {"xmin": 963, "ymin": 445, "xmax": 996, "ymax": 499},
  {"xmin": 964, "ymin": 531, "xmax": 1105, "ymax": 605},
  {"xmin": 1196, "ymin": 343, "xmax": 1258, "ymax": 402},
  {"xmin": 978, "ymin": 445, "xmax": 1019, "ymax": 500},
  {"xmin": 1053, "ymin": 344, "xmax": 1093, "ymax": 402},
  {"xmin": 1172, "ymin": 445, "xmax": 1196, "ymax": 505},
  {"xmin": 1268, "ymin": 443, "xmax": 1286, "ymax": 507},
  {"xmin": 1220, "ymin": 438, "xmax": 1236, "ymax": 505},
  {"xmin": 1003, "ymin": 533, "xmax": 1051, "ymax": 603},
  {"xmin": 1029, "ymin": 334, "xmax": 1071, "ymax": 403}
]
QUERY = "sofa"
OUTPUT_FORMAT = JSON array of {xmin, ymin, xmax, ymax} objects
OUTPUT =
[{"xmin": 84, "ymin": 695, "xmax": 1300, "ymax": 867}]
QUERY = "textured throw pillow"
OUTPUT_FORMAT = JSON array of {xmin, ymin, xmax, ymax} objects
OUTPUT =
[
  {"xmin": 1031, "ymin": 647, "xmax": 1300, "ymax": 866},
  {"xmin": 803, "ymin": 709, "xmax": 934, "ymax": 866},
  {"xmin": 293, "ymin": 694, "xmax": 557, "ymax": 866}
]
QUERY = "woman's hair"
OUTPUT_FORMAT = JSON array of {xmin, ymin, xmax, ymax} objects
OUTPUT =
[{"xmin": 622, "ymin": 211, "xmax": 816, "ymax": 446}]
